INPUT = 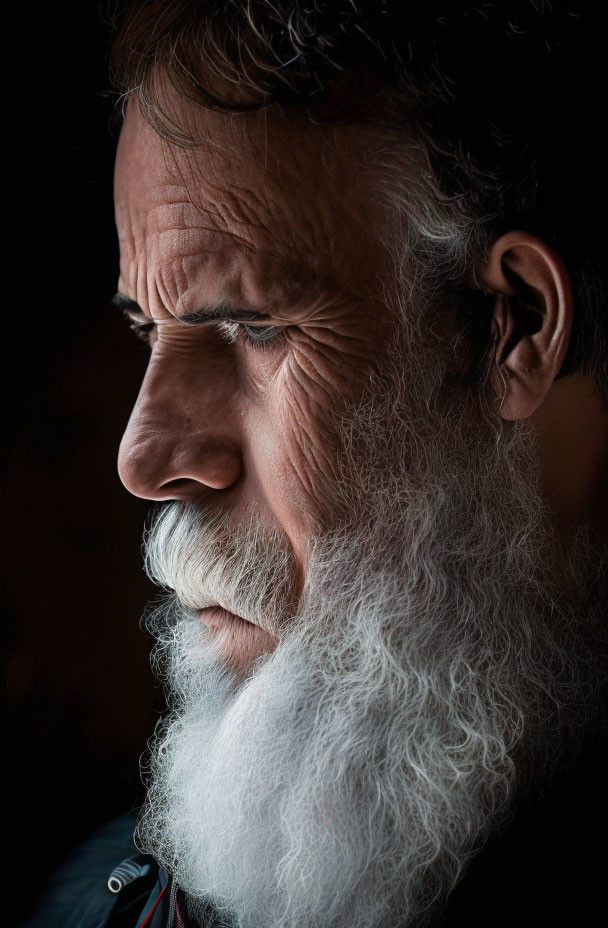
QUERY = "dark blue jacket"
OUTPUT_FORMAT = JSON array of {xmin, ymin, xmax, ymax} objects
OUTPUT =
[{"xmin": 22, "ymin": 815, "xmax": 174, "ymax": 928}]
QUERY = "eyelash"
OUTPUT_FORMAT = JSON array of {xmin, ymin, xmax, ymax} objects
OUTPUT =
[
  {"xmin": 220, "ymin": 321, "xmax": 286, "ymax": 351},
  {"xmin": 126, "ymin": 316, "xmax": 286, "ymax": 351}
]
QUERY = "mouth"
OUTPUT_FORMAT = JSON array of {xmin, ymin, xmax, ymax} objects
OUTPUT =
[
  {"xmin": 196, "ymin": 605, "xmax": 280, "ymax": 670},
  {"xmin": 197, "ymin": 606, "xmax": 254, "ymax": 630}
]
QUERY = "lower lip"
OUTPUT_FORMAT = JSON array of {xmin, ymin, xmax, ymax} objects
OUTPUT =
[{"xmin": 198, "ymin": 606, "xmax": 249, "ymax": 629}]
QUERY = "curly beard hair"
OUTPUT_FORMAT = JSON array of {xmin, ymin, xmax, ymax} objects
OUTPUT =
[{"xmin": 136, "ymin": 308, "xmax": 606, "ymax": 928}]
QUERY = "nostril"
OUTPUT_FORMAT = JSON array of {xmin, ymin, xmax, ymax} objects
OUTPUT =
[
  {"xmin": 160, "ymin": 478, "xmax": 200, "ymax": 492},
  {"xmin": 148, "ymin": 478, "xmax": 210, "ymax": 502},
  {"xmin": 118, "ymin": 428, "xmax": 242, "ymax": 499}
]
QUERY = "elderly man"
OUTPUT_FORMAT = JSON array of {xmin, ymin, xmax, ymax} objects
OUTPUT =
[{"xmin": 27, "ymin": 2, "xmax": 607, "ymax": 927}]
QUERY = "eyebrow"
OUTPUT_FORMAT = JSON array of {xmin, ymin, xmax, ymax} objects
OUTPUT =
[{"xmin": 111, "ymin": 292, "xmax": 272, "ymax": 325}]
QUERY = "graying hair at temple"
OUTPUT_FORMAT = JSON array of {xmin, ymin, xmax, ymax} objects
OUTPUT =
[{"xmin": 110, "ymin": 0, "xmax": 608, "ymax": 399}]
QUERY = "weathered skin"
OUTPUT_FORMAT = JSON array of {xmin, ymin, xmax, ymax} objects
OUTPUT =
[
  {"xmin": 114, "ymin": 102, "xmax": 394, "ymax": 586},
  {"xmin": 114, "ymin": 97, "xmax": 608, "ymax": 668}
]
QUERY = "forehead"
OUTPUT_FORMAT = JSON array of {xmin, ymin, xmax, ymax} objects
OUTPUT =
[{"xmin": 114, "ymin": 99, "xmax": 391, "ymax": 315}]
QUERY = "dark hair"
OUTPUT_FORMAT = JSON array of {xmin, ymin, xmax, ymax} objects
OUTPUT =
[{"xmin": 111, "ymin": 1, "xmax": 607, "ymax": 396}]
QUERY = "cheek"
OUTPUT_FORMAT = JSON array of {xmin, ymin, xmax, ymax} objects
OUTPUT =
[{"xmin": 246, "ymin": 332, "xmax": 363, "ymax": 534}]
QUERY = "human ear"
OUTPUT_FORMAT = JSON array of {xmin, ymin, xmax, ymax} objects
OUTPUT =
[{"xmin": 474, "ymin": 231, "xmax": 573, "ymax": 420}]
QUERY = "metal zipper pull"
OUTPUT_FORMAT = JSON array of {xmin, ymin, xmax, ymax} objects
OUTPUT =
[{"xmin": 107, "ymin": 858, "xmax": 152, "ymax": 893}]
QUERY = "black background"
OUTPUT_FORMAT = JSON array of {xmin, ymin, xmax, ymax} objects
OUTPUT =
[
  {"xmin": 4, "ymin": 5, "xmax": 158, "ymax": 924},
  {"xmin": 3, "ymin": 3, "xmax": 607, "ymax": 927}
]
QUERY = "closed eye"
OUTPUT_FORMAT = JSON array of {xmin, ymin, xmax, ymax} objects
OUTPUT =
[
  {"xmin": 218, "ymin": 321, "xmax": 287, "ymax": 351},
  {"xmin": 117, "ymin": 302, "xmax": 286, "ymax": 351},
  {"xmin": 238, "ymin": 323, "xmax": 286, "ymax": 348}
]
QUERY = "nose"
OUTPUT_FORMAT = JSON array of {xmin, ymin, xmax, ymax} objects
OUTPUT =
[{"xmin": 118, "ymin": 354, "xmax": 243, "ymax": 501}]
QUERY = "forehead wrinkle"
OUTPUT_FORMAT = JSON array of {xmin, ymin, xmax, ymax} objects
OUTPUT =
[
  {"xmin": 164, "ymin": 251, "xmax": 241, "ymax": 319},
  {"xmin": 186, "ymin": 174, "xmax": 298, "ymax": 264},
  {"xmin": 123, "ymin": 173, "xmax": 375, "ymax": 325},
  {"xmin": 160, "ymin": 122, "xmax": 326, "ymax": 269},
  {"xmin": 118, "ymin": 100, "xmax": 392, "ymax": 326},
  {"xmin": 147, "ymin": 174, "xmax": 295, "ymax": 281},
  {"xmin": 157, "ymin": 246, "xmax": 320, "ymax": 320},
  {"xmin": 162, "ymin": 131, "xmax": 274, "ymax": 233},
  {"xmin": 142, "ymin": 191, "xmax": 323, "ymax": 318}
]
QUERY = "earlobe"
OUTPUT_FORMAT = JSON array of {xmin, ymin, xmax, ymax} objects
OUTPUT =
[{"xmin": 475, "ymin": 232, "xmax": 573, "ymax": 420}]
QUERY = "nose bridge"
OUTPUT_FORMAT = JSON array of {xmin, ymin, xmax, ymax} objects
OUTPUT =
[{"xmin": 118, "ymin": 351, "xmax": 242, "ymax": 500}]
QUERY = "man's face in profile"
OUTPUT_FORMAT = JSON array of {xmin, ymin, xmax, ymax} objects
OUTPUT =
[
  {"xmin": 115, "ymin": 100, "xmax": 396, "ymax": 672},
  {"xmin": 113, "ymin": 96, "xmax": 604, "ymax": 928}
]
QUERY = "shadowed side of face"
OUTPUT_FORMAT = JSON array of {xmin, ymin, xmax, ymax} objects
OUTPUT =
[{"xmin": 113, "ymin": 98, "xmax": 396, "ymax": 669}]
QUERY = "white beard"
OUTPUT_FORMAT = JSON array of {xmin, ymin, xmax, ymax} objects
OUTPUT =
[{"xmin": 136, "ymin": 324, "xmax": 606, "ymax": 928}]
